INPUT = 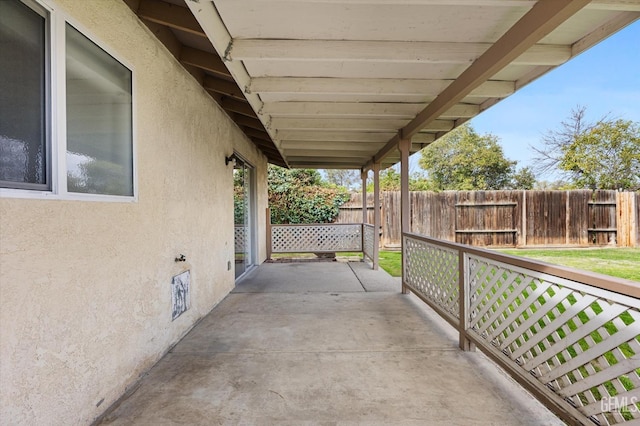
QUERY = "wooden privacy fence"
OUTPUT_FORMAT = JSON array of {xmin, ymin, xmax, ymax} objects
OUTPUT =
[{"xmin": 338, "ymin": 190, "xmax": 639, "ymax": 248}]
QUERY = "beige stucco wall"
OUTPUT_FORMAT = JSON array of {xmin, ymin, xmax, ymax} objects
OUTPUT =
[{"xmin": 0, "ymin": 1, "xmax": 268, "ymax": 424}]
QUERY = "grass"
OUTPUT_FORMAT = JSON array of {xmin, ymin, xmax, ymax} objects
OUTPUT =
[
  {"xmin": 378, "ymin": 251, "xmax": 402, "ymax": 277},
  {"xmin": 497, "ymin": 248, "xmax": 640, "ymax": 282},
  {"xmin": 272, "ymin": 248, "xmax": 639, "ymax": 281}
]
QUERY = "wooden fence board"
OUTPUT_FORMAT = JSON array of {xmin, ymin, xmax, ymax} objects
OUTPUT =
[
  {"xmin": 617, "ymin": 191, "xmax": 640, "ymax": 247},
  {"xmin": 337, "ymin": 190, "xmax": 638, "ymax": 248},
  {"xmin": 568, "ymin": 190, "xmax": 590, "ymax": 246},
  {"xmin": 589, "ymin": 190, "xmax": 617, "ymax": 245},
  {"xmin": 525, "ymin": 191, "xmax": 566, "ymax": 246}
]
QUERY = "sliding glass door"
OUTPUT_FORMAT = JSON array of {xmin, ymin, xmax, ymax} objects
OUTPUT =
[{"xmin": 233, "ymin": 157, "xmax": 254, "ymax": 279}]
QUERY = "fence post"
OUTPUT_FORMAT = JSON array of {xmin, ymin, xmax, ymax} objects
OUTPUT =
[
  {"xmin": 266, "ymin": 207, "xmax": 272, "ymax": 260},
  {"xmin": 458, "ymin": 248, "xmax": 475, "ymax": 351}
]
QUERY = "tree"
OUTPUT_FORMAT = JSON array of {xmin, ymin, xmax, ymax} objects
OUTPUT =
[
  {"xmin": 508, "ymin": 167, "xmax": 536, "ymax": 190},
  {"xmin": 378, "ymin": 168, "xmax": 401, "ymax": 191},
  {"xmin": 324, "ymin": 169, "xmax": 359, "ymax": 190},
  {"xmin": 365, "ymin": 168, "xmax": 436, "ymax": 192},
  {"xmin": 534, "ymin": 180, "xmax": 572, "ymax": 190},
  {"xmin": 532, "ymin": 106, "xmax": 640, "ymax": 190},
  {"xmin": 418, "ymin": 124, "xmax": 516, "ymax": 190},
  {"xmin": 532, "ymin": 106, "xmax": 589, "ymax": 176},
  {"xmin": 268, "ymin": 165, "xmax": 349, "ymax": 224}
]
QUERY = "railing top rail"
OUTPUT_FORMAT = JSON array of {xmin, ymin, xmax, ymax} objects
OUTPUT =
[{"xmin": 403, "ymin": 231, "xmax": 640, "ymax": 299}]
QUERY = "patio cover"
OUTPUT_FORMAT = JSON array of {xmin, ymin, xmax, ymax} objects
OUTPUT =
[{"xmin": 129, "ymin": 0, "xmax": 640, "ymax": 170}]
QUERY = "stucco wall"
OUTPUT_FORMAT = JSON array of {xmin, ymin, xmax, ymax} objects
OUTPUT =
[{"xmin": 0, "ymin": 1, "xmax": 268, "ymax": 424}]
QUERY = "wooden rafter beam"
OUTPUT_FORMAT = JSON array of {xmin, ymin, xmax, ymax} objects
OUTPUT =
[
  {"xmin": 280, "ymin": 141, "xmax": 384, "ymax": 151},
  {"xmin": 250, "ymin": 138, "xmax": 278, "ymax": 149},
  {"xmin": 137, "ymin": 19, "xmax": 182, "ymax": 58},
  {"xmin": 229, "ymin": 40, "xmax": 570, "ymax": 66},
  {"xmin": 250, "ymin": 139, "xmax": 280, "ymax": 155},
  {"xmin": 262, "ymin": 102, "xmax": 480, "ymax": 119},
  {"xmin": 287, "ymin": 156, "xmax": 371, "ymax": 163},
  {"xmin": 234, "ymin": 115, "xmax": 267, "ymax": 132},
  {"xmin": 271, "ymin": 118, "xmax": 454, "ymax": 132},
  {"xmin": 249, "ymin": 78, "xmax": 513, "ymax": 98},
  {"xmin": 571, "ymin": 11, "xmax": 640, "ymax": 56},
  {"xmin": 371, "ymin": 0, "xmax": 590, "ymax": 165},
  {"xmin": 180, "ymin": 47, "xmax": 232, "ymax": 80},
  {"xmin": 137, "ymin": 0, "xmax": 205, "ymax": 37},
  {"xmin": 203, "ymin": 76, "xmax": 244, "ymax": 99},
  {"xmin": 412, "ymin": 133, "xmax": 436, "ymax": 144},
  {"xmin": 288, "ymin": 162, "xmax": 361, "ymax": 169},
  {"xmin": 285, "ymin": 149, "xmax": 381, "ymax": 158},
  {"xmin": 241, "ymin": 127, "xmax": 272, "ymax": 141},
  {"xmin": 221, "ymin": 98, "xmax": 256, "ymax": 118},
  {"xmin": 277, "ymin": 130, "xmax": 395, "ymax": 142}
]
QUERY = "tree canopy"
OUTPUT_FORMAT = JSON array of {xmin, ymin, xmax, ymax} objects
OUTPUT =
[
  {"xmin": 268, "ymin": 166, "xmax": 349, "ymax": 224},
  {"xmin": 365, "ymin": 168, "xmax": 437, "ymax": 192},
  {"xmin": 324, "ymin": 169, "xmax": 359, "ymax": 190},
  {"xmin": 418, "ymin": 124, "xmax": 527, "ymax": 190},
  {"xmin": 532, "ymin": 107, "xmax": 639, "ymax": 190}
]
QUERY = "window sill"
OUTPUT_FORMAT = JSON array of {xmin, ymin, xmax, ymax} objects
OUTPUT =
[{"xmin": 0, "ymin": 188, "xmax": 137, "ymax": 203}]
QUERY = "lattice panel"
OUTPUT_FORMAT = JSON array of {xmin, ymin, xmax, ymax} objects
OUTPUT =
[
  {"xmin": 466, "ymin": 254, "xmax": 640, "ymax": 425},
  {"xmin": 234, "ymin": 225, "xmax": 246, "ymax": 254},
  {"xmin": 363, "ymin": 224, "xmax": 375, "ymax": 261},
  {"xmin": 271, "ymin": 224, "xmax": 362, "ymax": 253},
  {"xmin": 403, "ymin": 236, "xmax": 460, "ymax": 324}
]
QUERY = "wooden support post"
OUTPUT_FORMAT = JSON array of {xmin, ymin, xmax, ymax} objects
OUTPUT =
[
  {"xmin": 361, "ymin": 169, "xmax": 368, "ymax": 224},
  {"xmin": 373, "ymin": 163, "xmax": 381, "ymax": 271},
  {"xmin": 266, "ymin": 207, "xmax": 272, "ymax": 260},
  {"xmin": 521, "ymin": 190, "xmax": 527, "ymax": 247},
  {"xmin": 399, "ymin": 138, "xmax": 411, "ymax": 294},
  {"xmin": 458, "ymin": 249, "xmax": 475, "ymax": 352},
  {"xmin": 361, "ymin": 169, "xmax": 368, "ymax": 263},
  {"xmin": 565, "ymin": 190, "xmax": 571, "ymax": 245}
]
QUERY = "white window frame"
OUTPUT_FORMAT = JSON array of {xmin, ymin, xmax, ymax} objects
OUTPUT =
[{"xmin": 0, "ymin": 0, "xmax": 137, "ymax": 203}]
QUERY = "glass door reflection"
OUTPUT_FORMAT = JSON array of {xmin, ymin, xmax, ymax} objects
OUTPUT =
[{"xmin": 233, "ymin": 158, "xmax": 252, "ymax": 279}]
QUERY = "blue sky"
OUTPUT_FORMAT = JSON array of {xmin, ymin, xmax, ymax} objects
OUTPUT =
[{"xmin": 468, "ymin": 20, "xmax": 640, "ymax": 173}]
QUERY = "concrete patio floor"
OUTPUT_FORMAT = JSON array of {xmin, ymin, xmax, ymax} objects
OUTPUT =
[{"xmin": 99, "ymin": 261, "xmax": 564, "ymax": 425}]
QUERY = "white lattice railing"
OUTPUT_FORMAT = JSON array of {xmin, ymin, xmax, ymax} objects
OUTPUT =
[
  {"xmin": 363, "ymin": 224, "xmax": 375, "ymax": 261},
  {"xmin": 403, "ymin": 232, "xmax": 640, "ymax": 426},
  {"xmin": 234, "ymin": 225, "xmax": 246, "ymax": 254},
  {"xmin": 270, "ymin": 223, "xmax": 362, "ymax": 253},
  {"xmin": 404, "ymin": 236, "xmax": 460, "ymax": 326}
]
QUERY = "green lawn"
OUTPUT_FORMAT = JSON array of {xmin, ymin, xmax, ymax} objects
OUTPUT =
[
  {"xmin": 377, "ymin": 251, "xmax": 402, "ymax": 277},
  {"xmin": 274, "ymin": 248, "xmax": 639, "ymax": 282},
  {"xmin": 370, "ymin": 248, "xmax": 640, "ymax": 282},
  {"xmin": 497, "ymin": 248, "xmax": 640, "ymax": 282}
]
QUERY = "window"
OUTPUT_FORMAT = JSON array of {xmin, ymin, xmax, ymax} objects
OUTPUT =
[
  {"xmin": 65, "ymin": 24, "xmax": 133, "ymax": 196},
  {"xmin": 0, "ymin": 0, "xmax": 49, "ymax": 190},
  {"xmin": 0, "ymin": 0, "xmax": 134, "ymax": 199}
]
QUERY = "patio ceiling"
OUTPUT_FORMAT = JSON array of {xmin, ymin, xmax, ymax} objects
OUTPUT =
[{"xmin": 127, "ymin": 0, "xmax": 640, "ymax": 170}]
